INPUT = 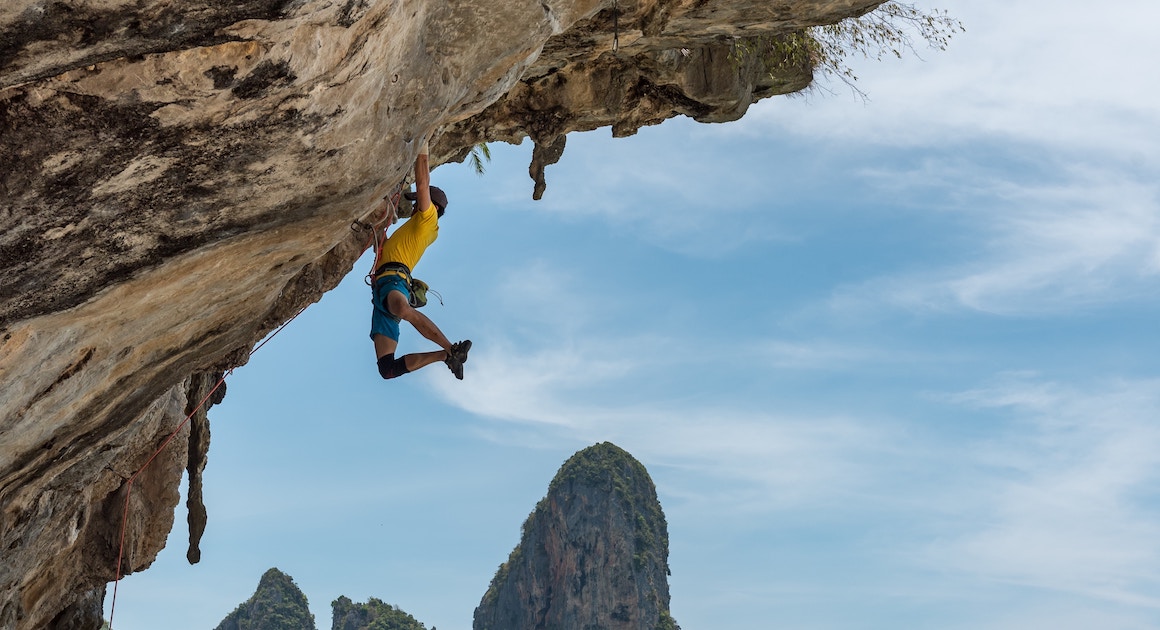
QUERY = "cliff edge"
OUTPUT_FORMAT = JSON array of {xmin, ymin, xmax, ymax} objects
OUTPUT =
[{"xmin": 0, "ymin": 1, "xmax": 884, "ymax": 628}]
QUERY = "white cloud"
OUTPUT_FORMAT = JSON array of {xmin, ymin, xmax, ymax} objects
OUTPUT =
[
  {"xmin": 939, "ymin": 598, "xmax": 1160, "ymax": 630},
  {"xmin": 753, "ymin": 336, "xmax": 925, "ymax": 370},
  {"xmin": 430, "ymin": 317, "xmax": 900, "ymax": 511},
  {"xmin": 945, "ymin": 182, "xmax": 1160, "ymax": 312},
  {"xmin": 429, "ymin": 338, "xmax": 636, "ymax": 428},
  {"xmin": 474, "ymin": 122, "xmax": 802, "ymax": 258},
  {"xmin": 737, "ymin": 0, "xmax": 1160, "ymax": 165},
  {"xmin": 729, "ymin": 1, "xmax": 1160, "ymax": 318},
  {"xmin": 441, "ymin": 295, "xmax": 1160, "ymax": 608},
  {"xmin": 827, "ymin": 164, "xmax": 1160, "ymax": 315},
  {"xmin": 928, "ymin": 375, "xmax": 1160, "ymax": 607},
  {"xmin": 490, "ymin": 259, "xmax": 596, "ymax": 336}
]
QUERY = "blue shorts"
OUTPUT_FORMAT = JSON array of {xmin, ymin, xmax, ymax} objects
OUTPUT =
[{"xmin": 370, "ymin": 274, "xmax": 410, "ymax": 341}]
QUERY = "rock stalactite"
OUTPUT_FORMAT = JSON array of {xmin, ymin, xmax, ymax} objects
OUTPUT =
[
  {"xmin": 530, "ymin": 134, "xmax": 568, "ymax": 200},
  {"xmin": 0, "ymin": 1, "xmax": 885, "ymax": 628},
  {"xmin": 185, "ymin": 371, "xmax": 225, "ymax": 564}
]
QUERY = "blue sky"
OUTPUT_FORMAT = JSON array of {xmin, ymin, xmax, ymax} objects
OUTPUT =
[{"xmin": 103, "ymin": 1, "xmax": 1160, "ymax": 628}]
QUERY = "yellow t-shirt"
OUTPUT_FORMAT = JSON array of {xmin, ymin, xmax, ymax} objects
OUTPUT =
[{"xmin": 375, "ymin": 203, "xmax": 439, "ymax": 276}]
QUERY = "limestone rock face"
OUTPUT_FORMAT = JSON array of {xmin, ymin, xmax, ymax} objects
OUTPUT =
[
  {"xmin": 0, "ymin": 1, "xmax": 884, "ymax": 628},
  {"xmin": 474, "ymin": 442, "xmax": 676, "ymax": 630}
]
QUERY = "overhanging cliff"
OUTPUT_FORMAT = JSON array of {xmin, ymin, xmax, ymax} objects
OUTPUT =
[{"xmin": 0, "ymin": 1, "xmax": 884, "ymax": 628}]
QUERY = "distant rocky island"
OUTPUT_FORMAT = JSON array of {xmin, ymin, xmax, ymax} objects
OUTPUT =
[
  {"xmin": 475, "ymin": 442, "xmax": 677, "ymax": 630},
  {"xmin": 214, "ymin": 568, "xmax": 315, "ymax": 630},
  {"xmin": 212, "ymin": 567, "xmax": 426, "ymax": 630},
  {"xmin": 210, "ymin": 443, "xmax": 678, "ymax": 630}
]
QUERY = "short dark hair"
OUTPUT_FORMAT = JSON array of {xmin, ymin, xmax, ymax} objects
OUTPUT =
[{"xmin": 430, "ymin": 185, "xmax": 448, "ymax": 217}]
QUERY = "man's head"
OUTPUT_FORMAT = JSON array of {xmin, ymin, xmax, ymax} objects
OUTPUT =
[{"xmin": 406, "ymin": 186, "xmax": 448, "ymax": 218}]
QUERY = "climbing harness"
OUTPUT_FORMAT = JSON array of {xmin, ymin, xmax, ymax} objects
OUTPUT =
[
  {"xmin": 353, "ymin": 182, "xmax": 404, "ymax": 285},
  {"xmin": 372, "ymin": 261, "xmax": 439, "ymax": 309},
  {"xmin": 354, "ymin": 182, "xmax": 406, "ymax": 283},
  {"xmin": 108, "ymin": 301, "xmax": 309, "ymax": 628}
]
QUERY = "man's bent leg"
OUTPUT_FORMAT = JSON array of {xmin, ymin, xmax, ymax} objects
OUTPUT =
[
  {"xmin": 387, "ymin": 290, "xmax": 453, "ymax": 352},
  {"xmin": 372, "ymin": 333, "xmax": 399, "ymax": 359},
  {"xmin": 385, "ymin": 289, "xmax": 470, "ymax": 380},
  {"xmin": 377, "ymin": 353, "xmax": 410, "ymax": 379},
  {"xmin": 403, "ymin": 350, "xmax": 451, "ymax": 372},
  {"xmin": 375, "ymin": 346, "xmax": 447, "ymax": 379}
]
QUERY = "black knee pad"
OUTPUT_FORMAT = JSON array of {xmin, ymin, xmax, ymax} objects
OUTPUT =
[{"xmin": 377, "ymin": 353, "xmax": 410, "ymax": 379}]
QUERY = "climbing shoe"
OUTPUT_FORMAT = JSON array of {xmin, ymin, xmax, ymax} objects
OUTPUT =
[
  {"xmin": 445, "ymin": 354, "xmax": 464, "ymax": 380},
  {"xmin": 449, "ymin": 340, "xmax": 472, "ymax": 364},
  {"xmin": 445, "ymin": 340, "xmax": 470, "ymax": 380}
]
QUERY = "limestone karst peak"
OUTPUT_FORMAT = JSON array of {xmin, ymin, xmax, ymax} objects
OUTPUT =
[
  {"xmin": 474, "ymin": 442, "xmax": 678, "ymax": 630},
  {"xmin": 214, "ymin": 567, "xmax": 316, "ymax": 630}
]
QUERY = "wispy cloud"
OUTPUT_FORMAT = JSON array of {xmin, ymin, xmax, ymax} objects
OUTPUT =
[
  {"xmin": 474, "ymin": 123, "xmax": 802, "ymax": 257},
  {"xmin": 752, "ymin": 337, "xmax": 922, "ymax": 370},
  {"xmin": 709, "ymin": 0, "xmax": 1160, "ymax": 318},
  {"xmin": 489, "ymin": 259, "xmax": 597, "ymax": 337},
  {"xmin": 438, "ymin": 343, "xmax": 895, "ymax": 509},
  {"xmin": 827, "ymin": 164, "xmax": 1160, "ymax": 315},
  {"xmin": 431, "ymin": 275, "xmax": 902, "ymax": 511},
  {"xmin": 430, "ymin": 339, "xmax": 636, "ymax": 428},
  {"xmin": 927, "ymin": 374, "xmax": 1160, "ymax": 607},
  {"xmin": 736, "ymin": 0, "xmax": 1160, "ymax": 163},
  {"xmin": 438, "ymin": 292, "xmax": 1160, "ymax": 608},
  {"xmin": 942, "ymin": 176, "xmax": 1160, "ymax": 313}
]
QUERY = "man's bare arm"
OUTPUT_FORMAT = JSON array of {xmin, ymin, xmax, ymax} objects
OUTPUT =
[{"xmin": 414, "ymin": 138, "xmax": 433, "ymax": 214}]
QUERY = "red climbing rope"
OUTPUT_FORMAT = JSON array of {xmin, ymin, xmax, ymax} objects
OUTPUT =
[
  {"xmin": 110, "ymin": 186, "xmax": 402, "ymax": 625},
  {"xmin": 107, "ymin": 302, "xmax": 309, "ymax": 627},
  {"xmin": 354, "ymin": 183, "xmax": 405, "ymax": 280}
]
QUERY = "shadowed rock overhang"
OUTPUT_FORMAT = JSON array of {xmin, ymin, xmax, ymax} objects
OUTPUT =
[{"xmin": 0, "ymin": 1, "xmax": 883, "ymax": 628}]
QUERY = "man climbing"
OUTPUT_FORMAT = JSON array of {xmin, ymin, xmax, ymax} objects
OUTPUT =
[{"xmin": 369, "ymin": 138, "xmax": 471, "ymax": 380}]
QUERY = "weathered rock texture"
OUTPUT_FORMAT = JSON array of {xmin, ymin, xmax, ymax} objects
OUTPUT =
[
  {"xmin": 215, "ymin": 567, "xmax": 316, "ymax": 630},
  {"xmin": 474, "ymin": 442, "xmax": 676, "ymax": 630},
  {"xmin": 0, "ymin": 1, "xmax": 884, "ymax": 628}
]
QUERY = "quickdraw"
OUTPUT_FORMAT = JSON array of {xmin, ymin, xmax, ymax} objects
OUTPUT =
[{"xmin": 352, "ymin": 182, "xmax": 405, "ymax": 286}]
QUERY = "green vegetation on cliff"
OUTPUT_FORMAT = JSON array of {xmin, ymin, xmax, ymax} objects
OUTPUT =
[
  {"xmin": 211, "ymin": 568, "xmax": 429, "ymax": 630},
  {"xmin": 547, "ymin": 442, "xmax": 669, "ymax": 573},
  {"xmin": 657, "ymin": 610, "xmax": 681, "ymax": 630},
  {"xmin": 735, "ymin": 1, "xmax": 963, "ymax": 97},
  {"xmin": 214, "ymin": 567, "xmax": 316, "ymax": 630},
  {"xmin": 331, "ymin": 596, "xmax": 428, "ymax": 630}
]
